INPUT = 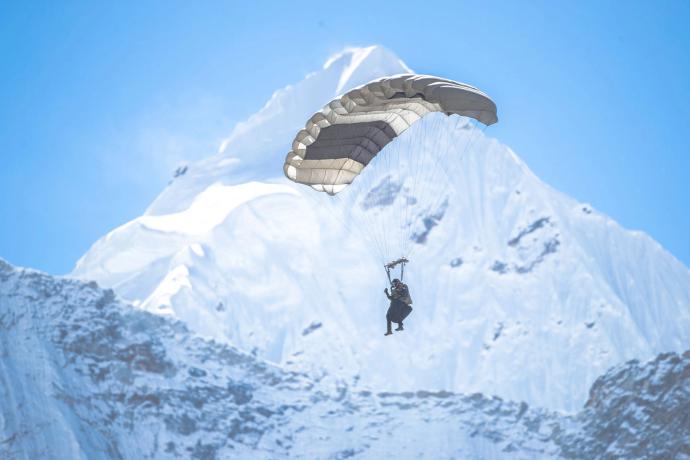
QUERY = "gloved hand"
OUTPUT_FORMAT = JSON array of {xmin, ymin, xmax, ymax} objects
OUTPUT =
[{"xmin": 384, "ymin": 288, "xmax": 389, "ymax": 294}]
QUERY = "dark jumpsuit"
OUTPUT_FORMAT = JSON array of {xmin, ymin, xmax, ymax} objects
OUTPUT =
[{"xmin": 385, "ymin": 283, "xmax": 412, "ymax": 333}]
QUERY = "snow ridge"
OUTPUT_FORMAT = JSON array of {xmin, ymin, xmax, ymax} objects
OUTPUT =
[{"xmin": 3, "ymin": 259, "xmax": 688, "ymax": 459}]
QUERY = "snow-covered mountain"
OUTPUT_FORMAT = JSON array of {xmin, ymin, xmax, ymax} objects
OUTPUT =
[
  {"xmin": 2, "ymin": 259, "xmax": 688, "ymax": 459},
  {"xmin": 72, "ymin": 45, "xmax": 690, "ymax": 414}
]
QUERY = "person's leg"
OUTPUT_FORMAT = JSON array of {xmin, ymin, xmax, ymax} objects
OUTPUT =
[
  {"xmin": 385, "ymin": 307, "xmax": 393, "ymax": 335},
  {"xmin": 395, "ymin": 304, "xmax": 410, "ymax": 331}
]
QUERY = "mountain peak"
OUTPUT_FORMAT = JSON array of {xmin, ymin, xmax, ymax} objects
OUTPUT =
[
  {"xmin": 322, "ymin": 45, "xmax": 413, "ymax": 94},
  {"xmin": 146, "ymin": 46, "xmax": 411, "ymax": 215},
  {"xmin": 216, "ymin": 45, "xmax": 410, "ymax": 164}
]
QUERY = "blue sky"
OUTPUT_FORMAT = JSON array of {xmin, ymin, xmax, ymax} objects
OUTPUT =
[{"xmin": 1, "ymin": 0, "xmax": 689, "ymax": 274}]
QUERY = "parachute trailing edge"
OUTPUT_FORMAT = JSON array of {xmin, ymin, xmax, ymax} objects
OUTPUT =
[{"xmin": 283, "ymin": 74, "xmax": 498, "ymax": 194}]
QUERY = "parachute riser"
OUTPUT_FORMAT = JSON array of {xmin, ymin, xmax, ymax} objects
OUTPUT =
[{"xmin": 384, "ymin": 257, "xmax": 409, "ymax": 285}]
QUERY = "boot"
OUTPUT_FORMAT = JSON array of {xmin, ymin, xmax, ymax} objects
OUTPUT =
[{"xmin": 395, "ymin": 323, "xmax": 404, "ymax": 331}]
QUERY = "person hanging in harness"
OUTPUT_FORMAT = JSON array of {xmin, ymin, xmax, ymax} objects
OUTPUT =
[{"xmin": 384, "ymin": 278, "xmax": 413, "ymax": 336}]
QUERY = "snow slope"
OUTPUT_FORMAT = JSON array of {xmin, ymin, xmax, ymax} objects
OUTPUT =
[
  {"xmin": 72, "ymin": 46, "xmax": 690, "ymax": 413},
  {"xmin": 3, "ymin": 259, "xmax": 688, "ymax": 459}
]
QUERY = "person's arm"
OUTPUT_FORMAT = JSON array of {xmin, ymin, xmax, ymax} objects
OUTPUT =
[{"xmin": 384, "ymin": 287, "xmax": 392, "ymax": 300}]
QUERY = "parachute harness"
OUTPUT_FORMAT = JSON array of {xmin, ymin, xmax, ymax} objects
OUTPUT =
[{"xmin": 385, "ymin": 257, "xmax": 409, "ymax": 285}]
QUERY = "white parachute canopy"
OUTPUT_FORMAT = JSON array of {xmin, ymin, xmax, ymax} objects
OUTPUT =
[{"xmin": 283, "ymin": 74, "xmax": 497, "ymax": 195}]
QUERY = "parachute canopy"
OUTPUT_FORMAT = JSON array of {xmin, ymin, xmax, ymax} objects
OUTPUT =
[{"xmin": 283, "ymin": 74, "xmax": 498, "ymax": 194}]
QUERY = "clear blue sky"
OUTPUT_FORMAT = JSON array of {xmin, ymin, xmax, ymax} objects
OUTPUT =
[{"xmin": 1, "ymin": 1, "xmax": 689, "ymax": 274}]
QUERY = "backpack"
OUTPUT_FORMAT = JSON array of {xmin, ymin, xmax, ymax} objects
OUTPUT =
[{"xmin": 396, "ymin": 283, "xmax": 413, "ymax": 306}]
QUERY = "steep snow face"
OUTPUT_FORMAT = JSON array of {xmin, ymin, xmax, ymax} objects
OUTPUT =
[
  {"xmin": 72, "ymin": 46, "xmax": 690, "ymax": 413},
  {"xmin": 3, "ymin": 259, "xmax": 687, "ymax": 459}
]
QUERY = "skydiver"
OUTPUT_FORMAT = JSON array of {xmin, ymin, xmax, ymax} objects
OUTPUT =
[{"xmin": 383, "ymin": 278, "xmax": 413, "ymax": 336}]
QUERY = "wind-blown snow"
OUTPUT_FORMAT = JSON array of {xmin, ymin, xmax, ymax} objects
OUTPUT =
[{"xmin": 72, "ymin": 45, "xmax": 690, "ymax": 414}]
